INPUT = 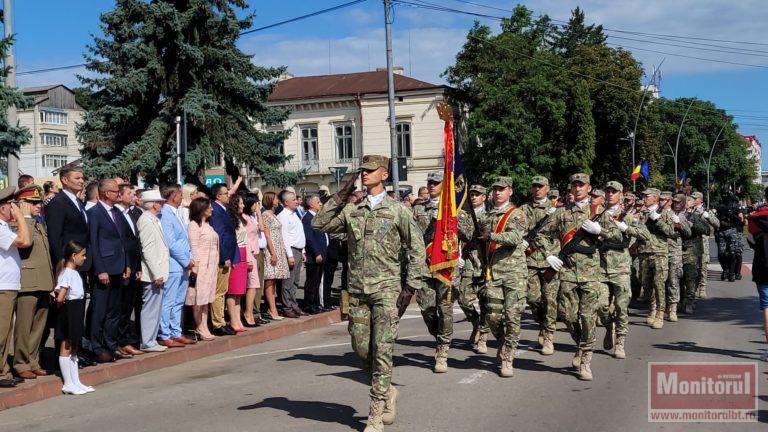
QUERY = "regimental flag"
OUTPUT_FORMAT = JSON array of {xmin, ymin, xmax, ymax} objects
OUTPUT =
[
  {"xmin": 676, "ymin": 170, "xmax": 687, "ymax": 187},
  {"xmin": 631, "ymin": 160, "xmax": 650, "ymax": 181},
  {"xmin": 427, "ymin": 102, "xmax": 461, "ymax": 286},
  {"xmin": 454, "ymin": 142, "xmax": 467, "ymax": 211},
  {"xmin": 709, "ymin": 179, "xmax": 716, "ymax": 191}
]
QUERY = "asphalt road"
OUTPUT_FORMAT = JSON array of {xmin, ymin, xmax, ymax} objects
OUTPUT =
[{"xmin": 0, "ymin": 254, "xmax": 766, "ymax": 431}]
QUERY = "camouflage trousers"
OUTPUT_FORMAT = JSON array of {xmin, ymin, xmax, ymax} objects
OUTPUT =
[
  {"xmin": 682, "ymin": 260, "xmax": 701, "ymax": 307},
  {"xmin": 526, "ymin": 267, "xmax": 560, "ymax": 333},
  {"xmin": 347, "ymin": 289, "xmax": 400, "ymax": 402},
  {"xmin": 666, "ymin": 252, "xmax": 683, "ymax": 305},
  {"xmin": 597, "ymin": 275, "xmax": 631, "ymax": 336},
  {"xmin": 640, "ymin": 254, "xmax": 669, "ymax": 312},
  {"xmin": 559, "ymin": 280, "xmax": 601, "ymax": 352},
  {"xmin": 697, "ymin": 237, "xmax": 709, "ymax": 296},
  {"xmin": 417, "ymin": 278, "xmax": 454, "ymax": 345},
  {"xmin": 458, "ymin": 273, "xmax": 489, "ymax": 336},
  {"xmin": 485, "ymin": 276, "xmax": 527, "ymax": 352}
]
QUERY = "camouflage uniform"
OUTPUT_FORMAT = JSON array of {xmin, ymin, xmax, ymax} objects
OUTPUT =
[
  {"xmin": 681, "ymin": 208, "xmax": 710, "ymax": 312},
  {"xmin": 520, "ymin": 191, "xmax": 560, "ymax": 350},
  {"xmin": 636, "ymin": 190, "xmax": 675, "ymax": 327},
  {"xmin": 459, "ymin": 204, "xmax": 491, "ymax": 349},
  {"xmin": 312, "ymin": 185, "xmax": 428, "ymax": 403},
  {"xmin": 665, "ymin": 207, "xmax": 691, "ymax": 309},
  {"xmin": 694, "ymin": 197, "xmax": 719, "ymax": 297}
]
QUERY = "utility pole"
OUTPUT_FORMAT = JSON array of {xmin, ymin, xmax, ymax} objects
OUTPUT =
[
  {"xmin": 3, "ymin": 0, "xmax": 18, "ymax": 187},
  {"xmin": 383, "ymin": 0, "xmax": 399, "ymax": 194},
  {"xmin": 674, "ymin": 99, "xmax": 695, "ymax": 191},
  {"xmin": 175, "ymin": 116, "xmax": 182, "ymax": 185},
  {"xmin": 706, "ymin": 124, "xmax": 726, "ymax": 208}
]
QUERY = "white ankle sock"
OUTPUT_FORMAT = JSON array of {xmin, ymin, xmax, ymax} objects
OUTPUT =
[{"xmin": 69, "ymin": 355, "xmax": 93, "ymax": 391}]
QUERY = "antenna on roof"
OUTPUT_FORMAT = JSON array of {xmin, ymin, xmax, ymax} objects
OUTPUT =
[
  {"xmin": 408, "ymin": 28, "xmax": 412, "ymax": 76},
  {"xmin": 328, "ymin": 40, "xmax": 332, "ymax": 74}
]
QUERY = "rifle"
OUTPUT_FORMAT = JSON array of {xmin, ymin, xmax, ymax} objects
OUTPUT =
[
  {"xmin": 524, "ymin": 209, "xmax": 554, "ymax": 257},
  {"xmin": 542, "ymin": 203, "xmax": 606, "ymax": 283}
]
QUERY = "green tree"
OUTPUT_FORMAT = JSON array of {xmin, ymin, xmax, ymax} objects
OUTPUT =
[
  {"xmin": 77, "ymin": 0, "xmax": 295, "ymax": 186},
  {"xmin": 0, "ymin": 35, "xmax": 31, "ymax": 160}
]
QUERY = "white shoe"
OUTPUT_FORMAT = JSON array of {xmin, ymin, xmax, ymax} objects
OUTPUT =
[
  {"xmin": 141, "ymin": 344, "xmax": 168, "ymax": 352},
  {"xmin": 62, "ymin": 386, "xmax": 88, "ymax": 395},
  {"xmin": 78, "ymin": 384, "xmax": 95, "ymax": 393}
]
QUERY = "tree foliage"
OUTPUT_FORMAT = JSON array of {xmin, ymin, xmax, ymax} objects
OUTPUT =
[
  {"xmin": 77, "ymin": 0, "xmax": 295, "ymax": 186},
  {"xmin": 0, "ymin": 35, "xmax": 31, "ymax": 159},
  {"xmin": 446, "ymin": 5, "xmax": 757, "ymax": 203}
]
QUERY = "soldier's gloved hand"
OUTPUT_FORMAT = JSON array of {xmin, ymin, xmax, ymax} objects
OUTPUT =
[
  {"xmin": 546, "ymin": 255, "xmax": 563, "ymax": 271},
  {"xmin": 672, "ymin": 214, "xmax": 680, "ymax": 224},
  {"xmin": 336, "ymin": 170, "xmax": 359, "ymax": 203},
  {"xmin": 520, "ymin": 239, "xmax": 529, "ymax": 250},
  {"xmin": 458, "ymin": 257, "xmax": 466, "ymax": 268},
  {"xmin": 546, "ymin": 206, "xmax": 557, "ymax": 215},
  {"xmin": 612, "ymin": 218, "xmax": 629, "ymax": 232},
  {"xmin": 477, "ymin": 229, "xmax": 491, "ymax": 242},
  {"xmin": 581, "ymin": 219, "xmax": 601, "ymax": 235},
  {"xmin": 703, "ymin": 211, "xmax": 711, "ymax": 218},
  {"xmin": 648, "ymin": 210, "xmax": 661, "ymax": 221}
]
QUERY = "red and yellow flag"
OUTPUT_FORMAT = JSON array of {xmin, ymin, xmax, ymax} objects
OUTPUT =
[{"xmin": 428, "ymin": 102, "xmax": 461, "ymax": 286}]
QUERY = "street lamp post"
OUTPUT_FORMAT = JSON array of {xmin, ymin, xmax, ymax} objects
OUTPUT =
[
  {"xmin": 674, "ymin": 99, "xmax": 695, "ymax": 191},
  {"xmin": 706, "ymin": 124, "xmax": 727, "ymax": 208},
  {"xmin": 630, "ymin": 59, "xmax": 664, "ymax": 192}
]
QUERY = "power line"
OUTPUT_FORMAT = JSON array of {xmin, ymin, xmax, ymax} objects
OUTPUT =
[
  {"xmin": 16, "ymin": 0, "xmax": 369, "ymax": 76},
  {"xmin": 605, "ymin": 42, "xmax": 768, "ymax": 70},
  {"xmin": 606, "ymin": 35, "xmax": 768, "ymax": 58}
]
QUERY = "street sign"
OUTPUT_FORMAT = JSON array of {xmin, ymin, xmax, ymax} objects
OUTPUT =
[{"xmin": 205, "ymin": 174, "xmax": 226, "ymax": 187}]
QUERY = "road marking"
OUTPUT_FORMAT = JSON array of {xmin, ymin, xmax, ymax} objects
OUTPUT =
[{"xmin": 458, "ymin": 370, "xmax": 488, "ymax": 384}]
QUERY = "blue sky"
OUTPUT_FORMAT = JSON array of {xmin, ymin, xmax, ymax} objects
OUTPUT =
[{"xmin": 12, "ymin": 0, "xmax": 768, "ymax": 168}]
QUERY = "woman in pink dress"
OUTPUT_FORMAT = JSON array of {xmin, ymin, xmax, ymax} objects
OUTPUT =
[
  {"xmin": 226, "ymin": 194, "xmax": 250, "ymax": 332},
  {"xmin": 187, "ymin": 198, "xmax": 219, "ymax": 341},
  {"xmin": 242, "ymin": 192, "xmax": 264, "ymax": 327}
]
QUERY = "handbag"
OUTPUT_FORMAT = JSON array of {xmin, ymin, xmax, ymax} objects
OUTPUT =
[{"xmin": 185, "ymin": 273, "xmax": 198, "ymax": 306}]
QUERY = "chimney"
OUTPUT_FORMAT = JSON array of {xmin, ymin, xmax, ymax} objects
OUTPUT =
[{"xmin": 376, "ymin": 66, "xmax": 405, "ymax": 75}]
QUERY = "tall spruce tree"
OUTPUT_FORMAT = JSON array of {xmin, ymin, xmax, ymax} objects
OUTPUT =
[
  {"xmin": 0, "ymin": 35, "xmax": 31, "ymax": 162},
  {"xmin": 77, "ymin": 0, "xmax": 294, "ymax": 186}
]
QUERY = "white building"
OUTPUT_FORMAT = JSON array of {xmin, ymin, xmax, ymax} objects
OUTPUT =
[
  {"xmin": 255, "ymin": 69, "xmax": 450, "ymax": 194},
  {"xmin": 17, "ymin": 85, "xmax": 84, "ymax": 182},
  {"xmin": 740, "ymin": 134, "xmax": 762, "ymax": 184}
]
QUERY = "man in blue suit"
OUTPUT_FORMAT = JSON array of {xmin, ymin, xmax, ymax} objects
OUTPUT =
[
  {"xmin": 302, "ymin": 194, "xmax": 328, "ymax": 314},
  {"xmin": 209, "ymin": 183, "xmax": 240, "ymax": 336},
  {"xmin": 158, "ymin": 184, "xmax": 195, "ymax": 347},
  {"xmin": 87, "ymin": 179, "xmax": 133, "ymax": 363}
]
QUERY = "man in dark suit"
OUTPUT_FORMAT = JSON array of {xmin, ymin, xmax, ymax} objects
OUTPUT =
[
  {"xmin": 87, "ymin": 179, "xmax": 132, "ymax": 363},
  {"xmin": 113, "ymin": 183, "xmax": 144, "ymax": 356},
  {"xmin": 302, "ymin": 194, "xmax": 328, "ymax": 314},
  {"xmin": 209, "ymin": 183, "xmax": 240, "ymax": 336},
  {"xmin": 46, "ymin": 167, "xmax": 90, "ymax": 271}
]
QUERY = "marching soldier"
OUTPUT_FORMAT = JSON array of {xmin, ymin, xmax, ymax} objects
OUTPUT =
[
  {"xmin": 690, "ymin": 191, "xmax": 719, "ymax": 298},
  {"xmin": 665, "ymin": 193, "xmax": 691, "ymax": 322},
  {"xmin": 636, "ymin": 188, "xmax": 675, "ymax": 330},
  {"xmin": 412, "ymin": 172, "xmax": 472, "ymax": 373},
  {"xmin": 460, "ymin": 184, "xmax": 491, "ymax": 354},
  {"xmin": 597, "ymin": 181, "xmax": 649, "ymax": 359},
  {"xmin": 548, "ymin": 189, "xmax": 560, "ymax": 207},
  {"xmin": 543, "ymin": 173, "xmax": 621, "ymax": 380},
  {"xmin": 520, "ymin": 176, "xmax": 559, "ymax": 355},
  {"xmin": 312, "ymin": 155, "xmax": 429, "ymax": 432},
  {"xmin": 682, "ymin": 195, "xmax": 710, "ymax": 314},
  {"xmin": 477, "ymin": 177, "xmax": 528, "ymax": 377}
]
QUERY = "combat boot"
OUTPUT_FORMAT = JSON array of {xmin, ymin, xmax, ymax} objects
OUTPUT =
[
  {"xmin": 434, "ymin": 344, "xmax": 449, "ymax": 373},
  {"xmin": 474, "ymin": 332, "xmax": 488, "ymax": 354},
  {"xmin": 697, "ymin": 289, "xmax": 707, "ymax": 299},
  {"xmin": 614, "ymin": 336, "xmax": 626, "ymax": 359},
  {"xmin": 667, "ymin": 303, "xmax": 678, "ymax": 322},
  {"xmin": 499, "ymin": 345, "xmax": 514, "ymax": 378},
  {"xmin": 364, "ymin": 399, "xmax": 385, "ymax": 432},
  {"xmin": 541, "ymin": 331, "xmax": 554, "ymax": 356},
  {"xmin": 651, "ymin": 310, "xmax": 664, "ymax": 329},
  {"xmin": 603, "ymin": 321, "xmax": 614, "ymax": 350},
  {"xmin": 537, "ymin": 329, "xmax": 545, "ymax": 348},
  {"xmin": 382, "ymin": 386, "xmax": 398, "ymax": 425},
  {"xmin": 579, "ymin": 351, "xmax": 593, "ymax": 381},
  {"xmin": 646, "ymin": 306, "xmax": 657, "ymax": 326},
  {"xmin": 572, "ymin": 349, "xmax": 582, "ymax": 368}
]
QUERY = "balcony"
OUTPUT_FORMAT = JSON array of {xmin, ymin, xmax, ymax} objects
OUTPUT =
[{"xmin": 280, "ymin": 157, "xmax": 360, "ymax": 176}]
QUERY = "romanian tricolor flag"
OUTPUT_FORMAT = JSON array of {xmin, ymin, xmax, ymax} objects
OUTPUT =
[
  {"xmin": 427, "ymin": 103, "xmax": 463, "ymax": 286},
  {"xmin": 630, "ymin": 160, "xmax": 650, "ymax": 181},
  {"xmin": 630, "ymin": 164, "xmax": 642, "ymax": 181}
]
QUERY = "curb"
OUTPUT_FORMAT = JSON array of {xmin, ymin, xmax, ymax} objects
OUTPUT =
[{"xmin": 0, "ymin": 310, "xmax": 341, "ymax": 411}]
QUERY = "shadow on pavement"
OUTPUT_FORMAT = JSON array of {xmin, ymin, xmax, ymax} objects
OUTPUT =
[
  {"xmin": 651, "ymin": 341, "xmax": 762, "ymax": 361},
  {"xmin": 683, "ymin": 296, "xmax": 763, "ymax": 328},
  {"xmin": 238, "ymin": 397, "xmax": 366, "ymax": 430}
]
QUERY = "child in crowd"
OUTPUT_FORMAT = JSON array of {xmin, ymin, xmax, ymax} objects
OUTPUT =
[{"xmin": 53, "ymin": 241, "xmax": 94, "ymax": 395}]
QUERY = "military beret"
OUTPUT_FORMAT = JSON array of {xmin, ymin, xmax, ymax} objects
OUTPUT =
[
  {"xmin": 0, "ymin": 186, "xmax": 17, "ymax": 205},
  {"xmin": 360, "ymin": 154, "xmax": 390, "ymax": 171},
  {"xmin": 569, "ymin": 173, "xmax": 590, "ymax": 185},
  {"xmin": 672, "ymin": 193, "xmax": 686, "ymax": 202},
  {"xmin": 641, "ymin": 188, "xmax": 661, "ymax": 196},
  {"xmin": 427, "ymin": 171, "xmax": 444, "ymax": 183},
  {"xmin": 660, "ymin": 191, "xmax": 673, "ymax": 200},
  {"xmin": 15, "ymin": 185, "xmax": 43, "ymax": 202},
  {"xmin": 469, "ymin": 184, "xmax": 487, "ymax": 195},
  {"xmin": 590, "ymin": 189, "xmax": 605, "ymax": 198},
  {"xmin": 548, "ymin": 189, "xmax": 560, "ymax": 198},
  {"xmin": 491, "ymin": 176, "xmax": 513, "ymax": 189},
  {"xmin": 531, "ymin": 175, "xmax": 549, "ymax": 186},
  {"xmin": 604, "ymin": 181, "xmax": 623, "ymax": 193},
  {"xmin": 691, "ymin": 191, "xmax": 703, "ymax": 199}
]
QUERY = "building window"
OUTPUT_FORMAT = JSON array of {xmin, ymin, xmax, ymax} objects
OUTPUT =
[
  {"xmin": 42, "ymin": 154, "xmax": 68, "ymax": 168},
  {"xmin": 396, "ymin": 122, "xmax": 411, "ymax": 157},
  {"xmin": 301, "ymin": 125, "xmax": 319, "ymax": 168},
  {"xmin": 335, "ymin": 124, "xmax": 354, "ymax": 162},
  {"xmin": 40, "ymin": 110, "xmax": 68, "ymax": 125},
  {"xmin": 41, "ymin": 133, "xmax": 68, "ymax": 147}
]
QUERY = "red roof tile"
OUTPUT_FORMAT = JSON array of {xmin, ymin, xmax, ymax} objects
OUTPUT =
[{"xmin": 268, "ymin": 71, "xmax": 444, "ymax": 102}]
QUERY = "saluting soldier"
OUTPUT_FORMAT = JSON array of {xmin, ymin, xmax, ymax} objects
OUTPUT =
[
  {"xmin": 665, "ymin": 193, "xmax": 691, "ymax": 322},
  {"xmin": 690, "ymin": 191, "xmax": 719, "ymax": 298},
  {"xmin": 681, "ymin": 195, "xmax": 711, "ymax": 315},
  {"xmin": 636, "ymin": 188, "xmax": 676, "ymax": 330},
  {"xmin": 412, "ymin": 171, "xmax": 473, "ymax": 373},
  {"xmin": 520, "ymin": 176, "xmax": 559, "ymax": 355},
  {"xmin": 542, "ymin": 173, "xmax": 621, "ymax": 380},
  {"xmin": 312, "ymin": 155, "xmax": 429, "ymax": 432},
  {"xmin": 477, "ymin": 177, "xmax": 528, "ymax": 377}
]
